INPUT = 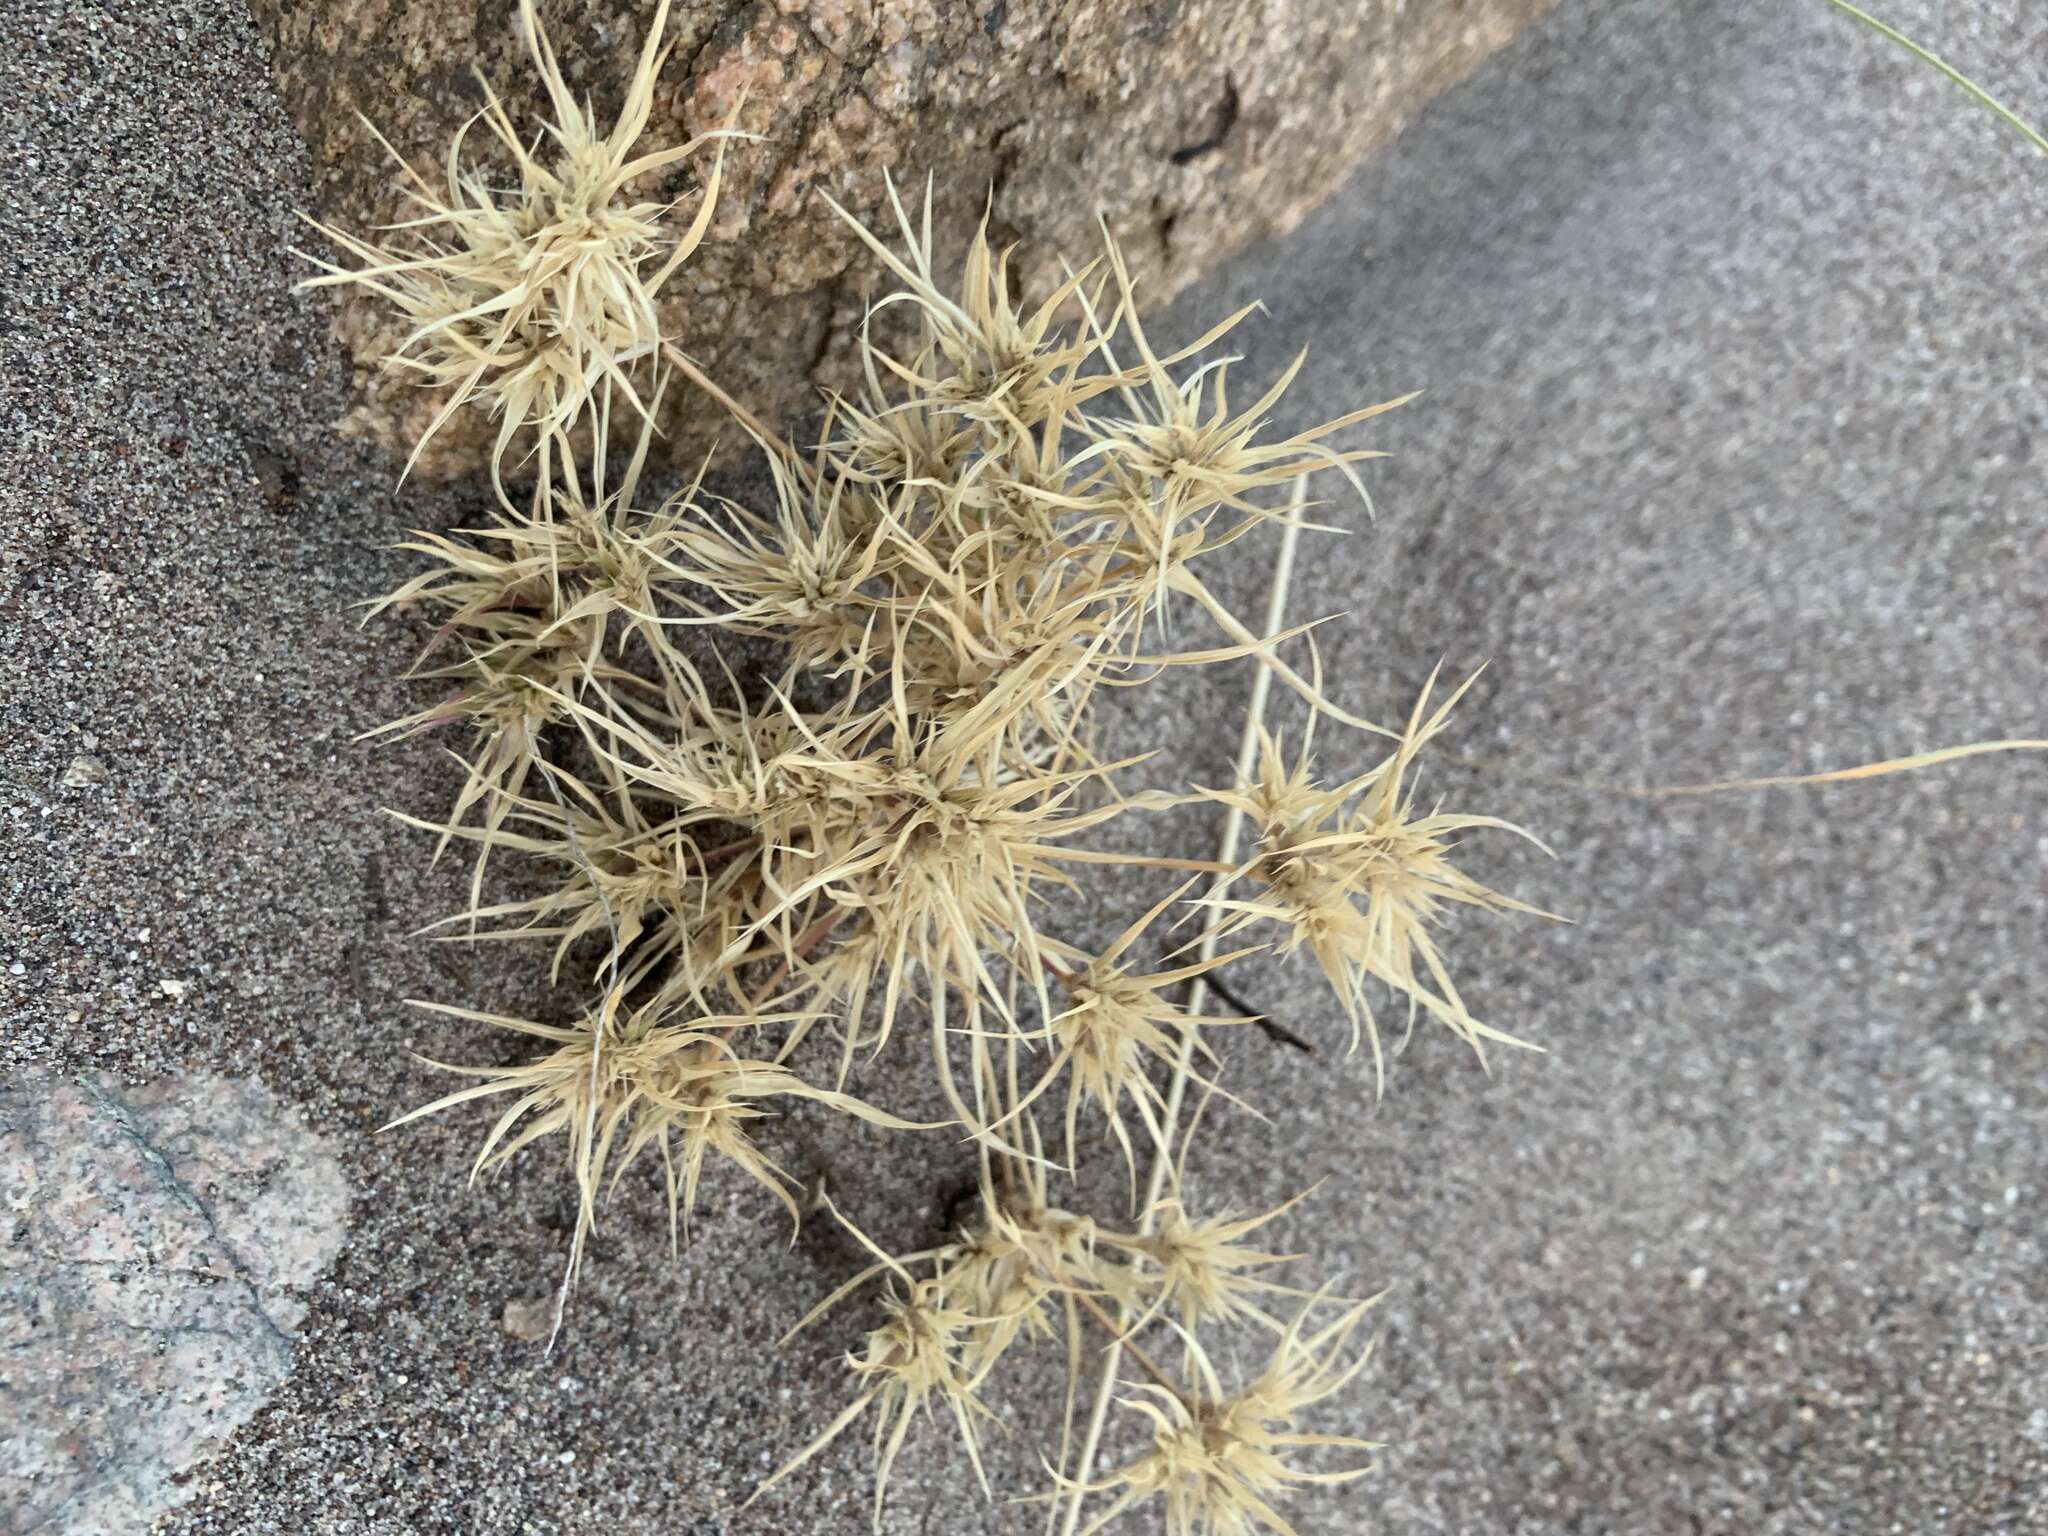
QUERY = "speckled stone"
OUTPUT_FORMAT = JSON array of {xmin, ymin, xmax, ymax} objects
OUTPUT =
[
  {"xmin": 248, "ymin": 0, "xmax": 1556, "ymax": 475},
  {"xmin": 0, "ymin": 1070, "xmax": 349, "ymax": 1534}
]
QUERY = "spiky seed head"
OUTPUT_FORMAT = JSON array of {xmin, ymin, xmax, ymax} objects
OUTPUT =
[
  {"xmin": 297, "ymin": 0, "xmax": 743, "ymax": 493},
  {"xmin": 1118, "ymin": 1194, "xmax": 1312, "ymax": 1336},
  {"xmin": 1200, "ymin": 669, "xmax": 1551, "ymax": 1088},
  {"xmin": 388, "ymin": 999, "xmax": 921, "ymax": 1267},
  {"xmin": 1082, "ymin": 1296, "xmax": 1382, "ymax": 1536},
  {"xmin": 756, "ymin": 1279, "xmax": 997, "ymax": 1527}
]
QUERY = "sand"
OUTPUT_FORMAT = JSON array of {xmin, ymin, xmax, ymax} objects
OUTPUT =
[{"xmin": 3, "ymin": 0, "xmax": 2043, "ymax": 1531}]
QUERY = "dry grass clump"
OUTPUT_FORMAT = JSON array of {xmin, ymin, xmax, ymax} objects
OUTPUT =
[
  {"xmin": 309, "ymin": 9, "xmax": 1551, "ymax": 1531},
  {"xmin": 294, "ymin": 6, "xmax": 2048, "ymax": 1530}
]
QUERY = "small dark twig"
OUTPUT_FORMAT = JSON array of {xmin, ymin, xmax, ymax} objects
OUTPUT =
[{"xmin": 1202, "ymin": 973, "xmax": 1315, "ymax": 1055}]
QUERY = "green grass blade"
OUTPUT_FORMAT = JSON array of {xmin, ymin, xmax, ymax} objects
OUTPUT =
[{"xmin": 1820, "ymin": 0, "xmax": 2048, "ymax": 157}]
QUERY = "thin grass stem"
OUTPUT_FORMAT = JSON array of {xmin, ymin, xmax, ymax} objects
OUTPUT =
[
  {"xmin": 1056, "ymin": 475, "xmax": 1307, "ymax": 1535},
  {"xmin": 1820, "ymin": 0, "xmax": 2048, "ymax": 156}
]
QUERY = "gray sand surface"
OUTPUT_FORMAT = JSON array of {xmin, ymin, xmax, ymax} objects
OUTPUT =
[{"xmin": 4, "ymin": 0, "xmax": 2044, "ymax": 1532}]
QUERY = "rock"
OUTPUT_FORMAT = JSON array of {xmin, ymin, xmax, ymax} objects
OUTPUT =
[
  {"xmin": 501, "ymin": 1292, "xmax": 558, "ymax": 1342},
  {"xmin": 253, "ymin": 0, "xmax": 1556, "ymax": 477},
  {"xmin": 249, "ymin": 447, "xmax": 302, "ymax": 515},
  {"xmin": 0, "ymin": 1069, "xmax": 349, "ymax": 1535},
  {"xmin": 59, "ymin": 754, "xmax": 106, "ymax": 789}
]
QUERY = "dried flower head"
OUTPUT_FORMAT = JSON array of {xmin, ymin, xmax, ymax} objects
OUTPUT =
[
  {"xmin": 755, "ymin": 1276, "xmax": 997, "ymax": 1527},
  {"xmin": 1080, "ymin": 1296, "xmax": 1382, "ymax": 1536},
  {"xmin": 1028, "ymin": 883, "xmax": 1255, "ymax": 1178},
  {"xmin": 389, "ymin": 996, "xmax": 922, "ymax": 1269},
  {"xmin": 362, "ymin": 399, "xmax": 686, "ymax": 905},
  {"xmin": 1200, "ymin": 666, "xmax": 1552, "ymax": 1088},
  {"xmin": 297, "ymin": 0, "xmax": 743, "ymax": 495},
  {"xmin": 1105, "ymin": 1190, "xmax": 1316, "ymax": 1337}
]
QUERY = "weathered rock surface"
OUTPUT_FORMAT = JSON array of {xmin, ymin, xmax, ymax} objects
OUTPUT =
[
  {"xmin": 252, "ymin": 0, "xmax": 1557, "ymax": 474},
  {"xmin": 0, "ymin": 1070, "xmax": 349, "ymax": 1535}
]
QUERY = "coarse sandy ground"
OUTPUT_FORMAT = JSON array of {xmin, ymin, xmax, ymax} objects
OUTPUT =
[{"xmin": 4, "ymin": 0, "xmax": 2045, "ymax": 1532}]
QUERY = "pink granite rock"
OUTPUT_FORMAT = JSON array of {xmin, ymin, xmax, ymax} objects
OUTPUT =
[{"xmin": 253, "ymin": 0, "xmax": 1557, "ymax": 474}]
